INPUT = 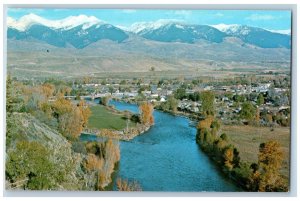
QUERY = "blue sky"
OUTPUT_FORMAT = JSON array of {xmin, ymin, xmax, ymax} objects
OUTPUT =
[{"xmin": 7, "ymin": 8, "xmax": 291, "ymax": 30}]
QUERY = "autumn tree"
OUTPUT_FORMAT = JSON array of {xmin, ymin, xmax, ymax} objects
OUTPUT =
[
  {"xmin": 197, "ymin": 115, "xmax": 214, "ymax": 130},
  {"xmin": 59, "ymin": 107, "xmax": 83, "ymax": 139},
  {"xmin": 52, "ymin": 98, "xmax": 89, "ymax": 139},
  {"xmin": 116, "ymin": 178, "xmax": 142, "ymax": 191},
  {"xmin": 40, "ymin": 83, "xmax": 55, "ymax": 98},
  {"xmin": 52, "ymin": 98, "xmax": 73, "ymax": 117},
  {"xmin": 139, "ymin": 102, "xmax": 154, "ymax": 126},
  {"xmin": 78, "ymin": 100, "xmax": 91, "ymax": 128},
  {"xmin": 258, "ymin": 140, "xmax": 285, "ymax": 191},
  {"xmin": 223, "ymin": 146, "xmax": 234, "ymax": 171}
]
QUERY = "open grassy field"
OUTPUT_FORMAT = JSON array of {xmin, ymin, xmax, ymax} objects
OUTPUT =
[
  {"xmin": 88, "ymin": 105, "xmax": 135, "ymax": 130},
  {"xmin": 221, "ymin": 125, "xmax": 290, "ymax": 179}
]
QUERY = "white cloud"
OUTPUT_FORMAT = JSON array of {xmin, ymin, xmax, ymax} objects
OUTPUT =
[
  {"xmin": 246, "ymin": 14, "xmax": 276, "ymax": 21},
  {"xmin": 122, "ymin": 9, "xmax": 136, "ymax": 14}
]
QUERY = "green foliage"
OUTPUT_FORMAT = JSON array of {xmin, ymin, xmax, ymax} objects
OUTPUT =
[
  {"xmin": 174, "ymin": 88, "xmax": 187, "ymax": 100},
  {"xmin": 220, "ymin": 133, "xmax": 228, "ymax": 141},
  {"xmin": 160, "ymin": 96, "xmax": 178, "ymax": 112},
  {"xmin": 200, "ymin": 91, "xmax": 215, "ymax": 116},
  {"xmin": 6, "ymin": 75, "xmax": 25, "ymax": 113},
  {"xmin": 100, "ymin": 96, "xmax": 110, "ymax": 106},
  {"xmin": 233, "ymin": 94, "xmax": 246, "ymax": 103},
  {"xmin": 6, "ymin": 141, "xmax": 57, "ymax": 190},
  {"xmin": 72, "ymin": 141, "xmax": 87, "ymax": 154},
  {"xmin": 88, "ymin": 105, "xmax": 134, "ymax": 130},
  {"xmin": 240, "ymin": 102, "xmax": 256, "ymax": 121},
  {"xmin": 257, "ymin": 94, "xmax": 265, "ymax": 106}
]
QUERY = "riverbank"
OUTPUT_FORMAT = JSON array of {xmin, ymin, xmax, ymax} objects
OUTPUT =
[
  {"xmin": 85, "ymin": 100, "xmax": 152, "ymax": 141},
  {"xmin": 84, "ymin": 123, "xmax": 151, "ymax": 141}
]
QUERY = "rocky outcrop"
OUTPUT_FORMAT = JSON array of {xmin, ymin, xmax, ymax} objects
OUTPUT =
[{"xmin": 6, "ymin": 113, "xmax": 120, "ymax": 190}]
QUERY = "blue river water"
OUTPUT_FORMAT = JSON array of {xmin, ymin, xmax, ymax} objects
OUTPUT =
[{"xmin": 81, "ymin": 100, "xmax": 240, "ymax": 191}]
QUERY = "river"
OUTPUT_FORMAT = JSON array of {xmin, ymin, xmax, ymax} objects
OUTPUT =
[{"xmin": 81, "ymin": 100, "xmax": 239, "ymax": 191}]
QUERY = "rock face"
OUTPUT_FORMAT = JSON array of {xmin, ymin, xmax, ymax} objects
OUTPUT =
[
  {"xmin": 6, "ymin": 113, "xmax": 86, "ymax": 190},
  {"xmin": 6, "ymin": 113, "xmax": 120, "ymax": 191}
]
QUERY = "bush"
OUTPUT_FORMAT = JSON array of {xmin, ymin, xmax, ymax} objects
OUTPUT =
[
  {"xmin": 6, "ymin": 141, "xmax": 57, "ymax": 190},
  {"xmin": 72, "ymin": 141, "xmax": 87, "ymax": 154}
]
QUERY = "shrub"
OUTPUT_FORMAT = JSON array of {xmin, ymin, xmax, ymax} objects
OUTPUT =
[{"xmin": 6, "ymin": 141, "xmax": 57, "ymax": 190}]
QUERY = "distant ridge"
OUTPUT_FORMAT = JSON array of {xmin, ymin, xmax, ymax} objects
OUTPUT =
[{"xmin": 7, "ymin": 14, "xmax": 291, "ymax": 49}]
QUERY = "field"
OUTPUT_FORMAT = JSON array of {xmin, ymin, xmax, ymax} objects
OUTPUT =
[
  {"xmin": 221, "ymin": 125, "xmax": 290, "ymax": 179},
  {"xmin": 88, "ymin": 105, "xmax": 135, "ymax": 130}
]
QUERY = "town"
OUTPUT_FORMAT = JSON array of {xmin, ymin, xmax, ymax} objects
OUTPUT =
[{"xmin": 65, "ymin": 71, "xmax": 290, "ymax": 128}]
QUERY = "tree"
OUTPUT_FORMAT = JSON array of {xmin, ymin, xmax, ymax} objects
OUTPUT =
[
  {"xmin": 78, "ymin": 100, "xmax": 91, "ymax": 128},
  {"xmin": 240, "ymin": 102, "xmax": 256, "ymax": 121},
  {"xmin": 100, "ymin": 96, "xmax": 110, "ymax": 106},
  {"xmin": 223, "ymin": 146, "xmax": 234, "ymax": 171},
  {"xmin": 58, "ymin": 107, "xmax": 83, "ymax": 139},
  {"xmin": 160, "ymin": 96, "xmax": 178, "ymax": 112},
  {"xmin": 168, "ymin": 96, "xmax": 178, "ymax": 112},
  {"xmin": 197, "ymin": 115, "xmax": 214, "ymax": 130},
  {"xmin": 258, "ymin": 140, "xmax": 284, "ymax": 191},
  {"xmin": 257, "ymin": 94, "xmax": 265, "ymax": 106},
  {"xmin": 200, "ymin": 91, "xmax": 215, "ymax": 116},
  {"xmin": 124, "ymin": 110, "xmax": 131, "ymax": 132},
  {"xmin": 150, "ymin": 67, "xmax": 155, "ymax": 72},
  {"xmin": 40, "ymin": 83, "xmax": 55, "ymax": 98},
  {"xmin": 174, "ymin": 88, "xmax": 187, "ymax": 100},
  {"xmin": 139, "ymin": 102, "xmax": 154, "ymax": 125}
]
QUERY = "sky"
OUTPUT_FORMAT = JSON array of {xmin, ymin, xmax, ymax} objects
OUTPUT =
[{"xmin": 7, "ymin": 8, "xmax": 291, "ymax": 31}]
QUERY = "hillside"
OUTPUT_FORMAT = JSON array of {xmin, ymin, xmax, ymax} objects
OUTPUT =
[
  {"xmin": 6, "ymin": 112, "xmax": 120, "ymax": 190},
  {"xmin": 7, "ymin": 38, "xmax": 291, "ymax": 79},
  {"xmin": 6, "ymin": 112, "xmax": 85, "ymax": 190}
]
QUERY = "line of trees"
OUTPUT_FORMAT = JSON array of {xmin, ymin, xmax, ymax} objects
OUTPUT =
[{"xmin": 196, "ymin": 115, "xmax": 287, "ymax": 191}]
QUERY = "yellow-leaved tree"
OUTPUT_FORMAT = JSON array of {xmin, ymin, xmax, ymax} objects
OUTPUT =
[{"xmin": 139, "ymin": 102, "xmax": 154, "ymax": 126}]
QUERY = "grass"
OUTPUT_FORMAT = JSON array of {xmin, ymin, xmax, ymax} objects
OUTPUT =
[
  {"xmin": 221, "ymin": 125, "xmax": 290, "ymax": 179},
  {"xmin": 87, "ymin": 105, "xmax": 135, "ymax": 130}
]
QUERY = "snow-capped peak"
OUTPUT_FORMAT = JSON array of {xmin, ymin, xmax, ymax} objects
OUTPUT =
[
  {"xmin": 7, "ymin": 13, "xmax": 104, "ymax": 31},
  {"xmin": 267, "ymin": 29, "xmax": 291, "ymax": 35},
  {"xmin": 211, "ymin": 23, "xmax": 252, "ymax": 35},
  {"xmin": 211, "ymin": 23, "xmax": 240, "ymax": 32},
  {"xmin": 128, "ymin": 19, "xmax": 185, "ymax": 33}
]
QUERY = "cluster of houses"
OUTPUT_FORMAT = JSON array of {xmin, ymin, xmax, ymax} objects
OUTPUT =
[{"xmin": 75, "ymin": 78, "xmax": 290, "ymax": 124}]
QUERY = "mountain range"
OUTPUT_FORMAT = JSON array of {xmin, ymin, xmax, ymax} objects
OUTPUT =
[{"xmin": 7, "ymin": 14, "xmax": 291, "ymax": 49}]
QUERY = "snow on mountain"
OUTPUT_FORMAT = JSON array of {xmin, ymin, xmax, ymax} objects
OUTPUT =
[
  {"xmin": 267, "ymin": 29, "xmax": 291, "ymax": 35},
  {"xmin": 128, "ymin": 19, "xmax": 185, "ymax": 33},
  {"xmin": 211, "ymin": 24, "xmax": 251, "ymax": 35},
  {"xmin": 212, "ymin": 23, "xmax": 291, "ymax": 36},
  {"xmin": 7, "ymin": 14, "xmax": 104, "ymax": 31},
  {"xmin": 211, "ymin": 23, "xmax": 240, "ymax": 33}
]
